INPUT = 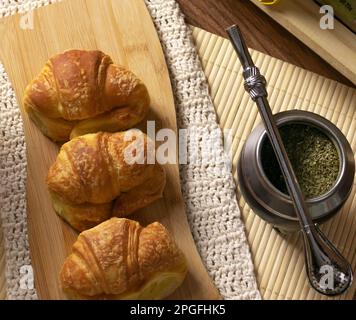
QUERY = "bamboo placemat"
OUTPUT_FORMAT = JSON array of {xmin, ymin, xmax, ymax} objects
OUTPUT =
[{"xmin": 192, "ymin": 26, "xmax": 356, "ymax": 300}]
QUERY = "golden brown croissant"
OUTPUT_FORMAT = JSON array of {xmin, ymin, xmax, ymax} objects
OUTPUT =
[
  {"xmin": 60, "ymin": 218, "xmax": 187, "ymax": 300},
  {"xmin": 47, "ymin": 131, "xmax": 166, "ymax": 231},
  {"xmin": 23, "ymin": 50, "xmax": 150, "ymax": 141}
]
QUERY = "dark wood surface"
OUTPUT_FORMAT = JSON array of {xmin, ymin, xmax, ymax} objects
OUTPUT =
[{"xmin": 177, "ymin": 0, "xmax": 355, "ymax": 88}]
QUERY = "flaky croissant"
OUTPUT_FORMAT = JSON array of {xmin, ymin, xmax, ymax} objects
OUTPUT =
[
  {"xmin": 23, "ymin": 50, "xmax": 150, "ymax": 141},
  {"xmin": 60, "ymin": 218, "xmax": 187, "ymax": 300},
  {"xmin": 47, "ymin": 131, "xmax": 166, "ymax": 231}
]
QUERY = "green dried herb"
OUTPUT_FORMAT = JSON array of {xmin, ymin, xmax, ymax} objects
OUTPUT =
[{"xmin": 261, "ymin": 123, "xmax": 340, "ymax": 199}]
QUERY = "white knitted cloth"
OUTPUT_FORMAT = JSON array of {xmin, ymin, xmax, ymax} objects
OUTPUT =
[
  {"xmin": 0, "ymin": 64, "xmax": 36, "ymax": 300},
  {"xmin": 0, "ymin": 0, "xmax": 261, "ymax": 300}
]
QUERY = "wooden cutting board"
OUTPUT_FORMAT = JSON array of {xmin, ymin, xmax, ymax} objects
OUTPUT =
[
  {"xmin": 0, "ymin": 0, "xmax": 220, "ymax": 300},
  {"xmin": 250, "ymin": 0, "xmax": 356, "ymax": 84}
]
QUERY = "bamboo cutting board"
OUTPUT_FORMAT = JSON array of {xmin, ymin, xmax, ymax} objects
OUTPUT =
[{"xmin": 0, "ymin": 0, "xmax": 220, "ymax": 300}]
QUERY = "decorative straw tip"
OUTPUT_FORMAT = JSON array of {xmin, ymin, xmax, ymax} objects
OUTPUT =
[{"xmin": 226, "ymin": 24, "xmax": 239, "ymax": 34}]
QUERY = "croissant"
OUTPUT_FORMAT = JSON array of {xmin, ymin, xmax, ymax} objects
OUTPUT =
[
  {"xmin": 47, "ymin": 131, "xmax": 166, "ymax": 231},
  {"xmin": 60, "ymin": 218, "xmax": 187, "ymax": 300},
  {"xmin": 23, "ymin": 50, "xmax": 150, "ymax": 142}
]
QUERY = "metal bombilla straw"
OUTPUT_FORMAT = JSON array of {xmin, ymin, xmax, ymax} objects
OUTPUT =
[{"xmin": 226, "ymin": 25, "xmax": 353, "ymax": 296}]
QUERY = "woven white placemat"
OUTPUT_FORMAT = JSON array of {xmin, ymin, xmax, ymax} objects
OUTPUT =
[{"xmin": 0, "ymin": 0, "xmax": 260, "ymax": 300}]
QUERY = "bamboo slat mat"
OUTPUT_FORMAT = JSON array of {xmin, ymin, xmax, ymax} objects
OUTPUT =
[{"xmin": 191, "ymin": 26, "xmax": 356, "ymax": 300}]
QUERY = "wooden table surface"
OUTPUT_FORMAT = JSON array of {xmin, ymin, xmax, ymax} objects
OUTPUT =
[{"xmin": 177, "ymin": 0, "xmax": 355, "ymax": 88}]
